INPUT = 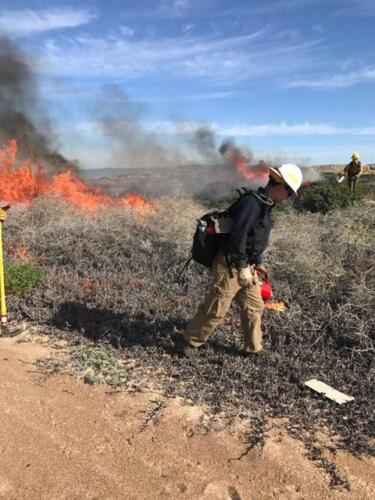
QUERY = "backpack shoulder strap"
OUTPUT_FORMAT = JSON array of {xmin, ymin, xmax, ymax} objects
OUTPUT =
[
  {"xmin": 235, "ymin": 186, "xmax": 252, "ymax": 198},
  {"xmin": 177, "ymin": 254, "xmax": 193, "ymax": 286},
  {"xmin": 229, "ymin": 187, "xmax": 272, "ymax": 218},
  {"xmin": 249, "ymin": 190, "xmax": 273, "ymax": 219}
]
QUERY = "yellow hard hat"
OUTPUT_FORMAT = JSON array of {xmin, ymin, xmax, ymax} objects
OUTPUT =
[{"xmin": 351, "ymin": 152, "xmax": 360, "ymax": 160}]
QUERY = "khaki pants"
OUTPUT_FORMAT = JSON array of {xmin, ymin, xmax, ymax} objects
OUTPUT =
[{"xmin": 183, "ymin": 252, "xmax": 264, "ymax": 352}]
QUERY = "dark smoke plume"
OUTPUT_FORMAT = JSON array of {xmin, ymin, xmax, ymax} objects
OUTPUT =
[
  {"xmin": 219, "ymin": 139, "xmax": 268, "ymax": 170},
  {"xmin": 219, "ymin": 139, "xmax": 245, "ymax": 158},
  {"xmin": 0, "ymin": 36, "xmax": 77, "ymax": 173},
  {"xmin": 219, "ymin": 140, "xmax": 320, "ymax": 183},
  {"xmin": 96, "ymin": 85, "xmax": 185, "ymax": 169},
  {"xmin": 191, "ymin": 126, "xmax": 218, "ymax": 163}
]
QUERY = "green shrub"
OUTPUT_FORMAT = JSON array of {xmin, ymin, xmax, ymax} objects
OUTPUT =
[
  {"xmin": 293, "ymin": 173, "xmax": 375, "ymax": 214},
  {"xmin": 296, "ymin": 184, "xmax": 351, "ymax": 213},
  {"xmin": 294, "ymin": 174, "xmax": 355, "ymax": 213},
  {"xmin": 5, "ymin": 263, "xmax": 44, "ymax": 295}
]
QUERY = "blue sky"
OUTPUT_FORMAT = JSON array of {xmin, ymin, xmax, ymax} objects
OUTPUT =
[{"xmin": 1, "ymin": 0, "xmax": 375, "ymax": 168}]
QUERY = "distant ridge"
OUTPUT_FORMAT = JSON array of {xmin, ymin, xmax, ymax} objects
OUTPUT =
[
  {"xmin": 81, "ymin": 163, "xmax": 375, "ymax": 179},
  {"xmin": 80, "ymin": 168, "xmax": 133, "ymax": 178},
  {"xmin": 80, "ymin": 164, "xmax": 223, "ymax": 179}
]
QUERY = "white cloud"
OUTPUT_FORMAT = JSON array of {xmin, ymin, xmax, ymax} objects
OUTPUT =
[
  {"xmin": 150, "ymin": 121, "xmax": 203, "ymax": 135},
  {"xmin": 173, "ymin": 0, "xmax": 191, "ymax": 13},
  {"xmin": 219, "ymin": 122, "xmax": 375, "ymax": 137},
  {"xmin": 37, "ymin": 30, "xmax": 322, "ymax": 84},
  {"xmin": 0, "ymin": 7, "xmax": 95, "ymax": 36},
  {"xmin": 218, "ymin": 122, "xmax": 341, "ymax": 136},
  {"xmin": 182, "ymin": 24, "xmax": 194, "ymax": 34},
  {"xmin": 286, "ymin": 67, "xmax": 375, "ymax": 89},
  {"xmin": 149, "ymin": 120, "xmax": 375, "ymax": 137},
  {"xmin": 336, "ymin": 0, "xmax": 375, "ymax": 17},
  {"xmin": 188, "ymin": 91, "xmax": 235, "ymax": 100},
  {"xmin": 124, "ymin": 0, "xmax": 197, "ymax": 19},
  {"xmin": 245, "ymin": 0, "xmax": 375, "ymax": 18},
  {"xmin": 120, "ymin": 26, "xmax": 135, "ymax": 37}
]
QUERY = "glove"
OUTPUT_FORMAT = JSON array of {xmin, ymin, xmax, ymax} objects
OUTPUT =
[
  {"xmin": 255, "ymin": 265, "xmax": 268, "ymax": 278},
  {"xmin": 238, "ymin": 267, "xmax": 252, "ymax": 287},
  {"xmin": 0, "ymin": 209, "xmax": 7, "ymax": 222}
]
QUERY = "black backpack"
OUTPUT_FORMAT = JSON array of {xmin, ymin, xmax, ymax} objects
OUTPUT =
[
  {"xmin": 191, "ymin": 211, "xmax": 224, "ymax": 268},
  {"xmin": 192, "ymin": 187, "xmax": 257, "ymax": 269},
  {"xmin": 177, "ymin": 188, "xmax": 267, "ymax": 285}
]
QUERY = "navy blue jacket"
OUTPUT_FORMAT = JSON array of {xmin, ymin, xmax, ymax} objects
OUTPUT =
[{"xmin": 221, "ymin": 188, "xmax": 273, "ymax": 269}]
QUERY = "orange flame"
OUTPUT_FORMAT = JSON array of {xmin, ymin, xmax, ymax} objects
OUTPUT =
[
  {"xmin": 264, "ymin": 301, "xmax": 287, "ymax": 312},
  {"xmin": 0, "ymin": 139, "xmax": 151, "ymax": 212},
  {"xmin": 226, "ymin": 149, "xmax": 269, "ymax": 180}
]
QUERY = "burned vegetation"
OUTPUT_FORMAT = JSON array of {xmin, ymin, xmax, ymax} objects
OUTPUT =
[{"xmin": 4, "ymin": 192, "xmax": 374, "ymax": 484}]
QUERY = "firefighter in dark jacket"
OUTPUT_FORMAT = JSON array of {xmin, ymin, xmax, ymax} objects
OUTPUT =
[
  {"xmin": 173, "ymin": 164, "xmax": 303, "ymax": 357},
  {"xmin": 342, "ymin": 152, "xmax": 363, "ymax": 193}
]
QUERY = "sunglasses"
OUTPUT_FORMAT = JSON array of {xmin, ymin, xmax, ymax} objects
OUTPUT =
[{"xmin": 284, "ymin": 184, "xmax": 294, "ymax": 198}]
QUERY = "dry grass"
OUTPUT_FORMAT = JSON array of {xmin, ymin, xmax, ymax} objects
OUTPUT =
[
  {"xmin": 3, "ymin": 195, "xmax": 375, "ymax": 483},
  {"xmin": 268, "ymin": 204, "xmax": 375, "ymax": 352},
  {"xmin": 5, "ymin": 196, "xmax": 374, "ymax": 352}
]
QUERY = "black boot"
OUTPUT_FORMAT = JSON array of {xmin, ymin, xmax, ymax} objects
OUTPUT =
[
  {"xmin": 242, "ymin": 349, "xmax": 279, "ymax": 359},
  {"xmin": 172, "ymin": 333, "xmax": 198, "ymax": 358}
]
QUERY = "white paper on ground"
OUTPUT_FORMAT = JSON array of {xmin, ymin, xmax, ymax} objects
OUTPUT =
[{"xmin": 305, "ymin": 379, "xmax": 354, "ymax": 404}]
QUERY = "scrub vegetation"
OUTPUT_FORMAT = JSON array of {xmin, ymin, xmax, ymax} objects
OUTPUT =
[
  {"xmin": 294, "ymin": 173, "xmax": 375, "ymax": 214},
  {"xmin": 3, "ymin": 176, "xmax": 374, "ymax": 487}
]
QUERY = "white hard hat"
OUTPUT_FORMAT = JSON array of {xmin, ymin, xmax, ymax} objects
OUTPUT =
[{"xmin": 269, "ymin": 163, "xmax": 303, "ymax": 194}]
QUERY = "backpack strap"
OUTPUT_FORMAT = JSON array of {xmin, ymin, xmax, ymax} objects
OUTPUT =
[
  {"xmin": 177, "ymin": 254, "xmax": 193, "ymax": 286},
  {"xmin": 250, "ymin": 191, "xmax": 274, "ymax": 221},
  {"xmin": 231, "ymin": 188, "xmax": 272, "ymax": 220},
  {"xmin": 235, "ymin": 186, "xmax": 251, "ymax": 198}
]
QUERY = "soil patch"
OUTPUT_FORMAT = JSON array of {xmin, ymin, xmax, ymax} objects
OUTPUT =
[{"xmin": 0, "ymin": 332, "xmax": 374, "ymax": 499}]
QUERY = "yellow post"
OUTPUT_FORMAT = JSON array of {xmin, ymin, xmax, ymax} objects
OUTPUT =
[
  {"xmin": 0, "ymin": 220, "xmax": 7, "ymax": 325},
  {"xmin": 0, "ymin": 206, "xmax": 25, "ymax": 337}
]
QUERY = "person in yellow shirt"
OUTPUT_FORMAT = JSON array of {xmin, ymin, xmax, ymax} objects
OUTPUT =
[{"xmin": 342, "ymin": 153, "xmax": 363, "ymax": 194}]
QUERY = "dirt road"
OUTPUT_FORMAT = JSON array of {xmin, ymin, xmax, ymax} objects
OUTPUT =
[{"xmin": 0, "ymin": 334, "xmax": 373, "ymax": 499}]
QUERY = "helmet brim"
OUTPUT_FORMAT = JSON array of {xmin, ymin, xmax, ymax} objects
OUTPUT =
[
  {"xmin": 269, "ymin": 167, "xmax": 299, "ymax": 195},
  {"xmin": 269, "ymin": 168, "xmax": 284, "ymax": 184}
]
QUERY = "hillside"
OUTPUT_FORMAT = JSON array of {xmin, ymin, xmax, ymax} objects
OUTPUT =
[{"xmin": 81, "ymin": 163, "xmax": 375, "ymax": 201}]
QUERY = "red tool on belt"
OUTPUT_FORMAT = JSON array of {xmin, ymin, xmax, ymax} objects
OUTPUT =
[{"xmin": 256, "ymin": 269, "xmax": 273, "ymax": 302}]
